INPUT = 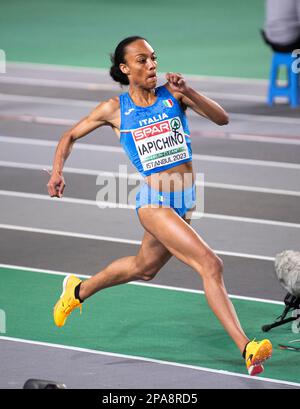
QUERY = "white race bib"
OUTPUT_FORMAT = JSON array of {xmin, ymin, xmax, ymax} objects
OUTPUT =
[{"xmin": 132, "ymin": 117, "xmax": 190, "ymax": 172}]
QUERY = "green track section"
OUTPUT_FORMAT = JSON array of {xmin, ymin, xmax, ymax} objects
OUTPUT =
[
  {"xmin": 1, "ymin": 267, "xmax": 299, "ymax": 384},
  {"xmin": 0, "ymin": 0, "xmax": 272, "ymax": 78}
]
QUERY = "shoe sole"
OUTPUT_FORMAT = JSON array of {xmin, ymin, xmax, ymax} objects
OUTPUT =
[
  {"xmin": 252, "ymin": 341, "xmax": 272, "ymax": 366},
  {"xmin": 248, "ymin": 364, "xmax": 264, "ymax": 376}
]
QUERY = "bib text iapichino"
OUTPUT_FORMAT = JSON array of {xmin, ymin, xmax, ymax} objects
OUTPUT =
[{"xmin": 132, "ymin": 117, "xmax": 190, "ymax": 172}]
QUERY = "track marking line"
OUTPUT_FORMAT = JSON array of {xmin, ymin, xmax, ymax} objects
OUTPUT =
[
  {"xmin": 1, "ymin": 135, "xmax": 300, "ymax": 170},
  {"xmin": 0, "ymin": 76, "xmax": 119, "ymax": 91},
  {"xmin": 0, "ymin": 225, "xmax": 275, "ymax": 262},
  {"xmin": 1, "ymin": 190, "xmax": 300, "ymax": 229},
  {"xmin": 6, "ymin": 61, "xmax": 270, "ymax": 84},
  {"xmin": 0, "ymin": 76, "xmax": 267, "ymax": 103},
  {"xmin": 1, "ymin": 336, "xmax": 298, "ymax": 387},
  {"xmin": 1, "ymin": 92, "xmax": 300, "ymax": 125},
  {"xmin": 1, "ymin": 160, "xmax": 300, "ymax": 197},
  {"xmin": 0, "ymin": 263, "xmax": 281, "ymax": 304},
  {"xmin": 0, "ymin": 223, "xmax": 140, "ymax": 245},
  {"xmin": 2, "ymin": 113, "xmax": 300, "ymax": 145},
  {"xmin": 0, "ymin": 93, "xmax": 96, "ymax": 107}
]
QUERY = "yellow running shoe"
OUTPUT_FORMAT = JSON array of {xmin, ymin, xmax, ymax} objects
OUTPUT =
[
  {"xmin": 245, "ymin": 339, "xmax": 272, "ymax": 376},
  {"xmin": 53, "ymin": 275, "xmax": 82, "ymax": 327}
]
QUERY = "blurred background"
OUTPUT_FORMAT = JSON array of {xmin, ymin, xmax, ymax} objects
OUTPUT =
[{"xmin": 0, "ymin": 0, "xmax": 269, "ymax": 78}]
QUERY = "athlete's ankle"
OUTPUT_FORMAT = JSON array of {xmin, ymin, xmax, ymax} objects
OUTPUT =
[
  {"xmin": 242, "ymin": 341, "xmax": 250, "ymax": 358},
  {"xmin": 74, "ymin": 282, "xmax": 84, "ymax": 303}
]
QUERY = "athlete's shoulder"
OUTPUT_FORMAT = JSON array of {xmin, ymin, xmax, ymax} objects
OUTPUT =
[
  {"xmin": 104, "ymin": 96, "xmax": 120, "ymax": 112},
  {"xmin": 100, "ymin": 96, "xmax": 120, "ymax": 118},
  {"xmin": 88, "ymin": 97, "xmax": 119, "ymax": 126}
]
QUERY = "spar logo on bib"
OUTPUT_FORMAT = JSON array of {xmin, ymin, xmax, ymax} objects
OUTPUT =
[
  {"xmin": 133, "ymin": 120, "xmax": 170, "ymax": 141},
  {"xmin": 132, "ymin": 117, "xmax": 190, "ymax": 171}
]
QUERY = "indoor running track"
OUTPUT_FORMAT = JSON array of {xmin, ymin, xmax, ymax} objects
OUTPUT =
[{"xmin": 0, "ymin": 63, "xmax": 300, "ymax": 389}]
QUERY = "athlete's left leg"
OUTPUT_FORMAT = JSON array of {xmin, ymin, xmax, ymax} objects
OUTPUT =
[
  {"xmin": 137, "ymin": 206, "xmax": 249, "ymax": 354},
  {"xmin": 78, "ymin": 228, "xmax": 172, "ymax": 301}
]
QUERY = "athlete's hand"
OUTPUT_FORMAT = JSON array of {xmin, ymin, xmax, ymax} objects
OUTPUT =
[
  {"xmin": 166, "ymin": 72, "xmax": 188, "ymax": 94},
  {"xmin": 46, "ymin": 170, "xmax": 66, "ymax": 198}
]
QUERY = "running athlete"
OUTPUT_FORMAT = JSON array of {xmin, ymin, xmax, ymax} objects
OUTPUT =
[{"xmin": 47, "ymin": 36, "xmax": 272, "ymax": 376}]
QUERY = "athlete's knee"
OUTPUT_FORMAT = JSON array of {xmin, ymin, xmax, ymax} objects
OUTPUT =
[
  {"xmin": 137, "ymin": 265, "xmax": 160, "ymax": 281},
  {"xmin": 139, "ymin": 271, "xmax": 158, "ymax": 281},
  {"xmin": 133, "ymin": 259, "xmax": 161, "ymax": 282},
  {"xmin": 204, "ymin": 255, "xmax": 224, "ymax": 281},
  {"xmin": 196, "ymin": 253, "xmax": 224, "ymax": 281}
]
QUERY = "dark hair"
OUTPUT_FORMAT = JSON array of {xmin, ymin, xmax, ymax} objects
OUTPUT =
[{"xmin": 110, "ymin": 36, "xmax": 146, "ymax": 86}]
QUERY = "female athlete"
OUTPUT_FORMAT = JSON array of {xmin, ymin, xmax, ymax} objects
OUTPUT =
[{"xmin": 47, "ymin": 36, "xmax": 272, "ymax": 376}]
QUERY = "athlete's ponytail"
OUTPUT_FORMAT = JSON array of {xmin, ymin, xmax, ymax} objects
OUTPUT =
[{"xmin": 109, "ymin": 36, "xmax": 146, "ymax": 86}]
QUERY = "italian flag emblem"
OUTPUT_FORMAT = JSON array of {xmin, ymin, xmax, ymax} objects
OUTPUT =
[{"xmin": 163, "ymin": 99, "xmax": 173, "ymax": 108}]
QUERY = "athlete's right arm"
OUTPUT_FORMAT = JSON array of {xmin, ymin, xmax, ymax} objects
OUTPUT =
[{"xmin": 47, "ymin": 98, "xmax": 119, "ymax": 198}]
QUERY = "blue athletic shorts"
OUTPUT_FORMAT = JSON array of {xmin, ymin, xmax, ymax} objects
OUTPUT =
[{"xmin": 136, "ymin": 182, "xmax": 196, "ymax": 217}]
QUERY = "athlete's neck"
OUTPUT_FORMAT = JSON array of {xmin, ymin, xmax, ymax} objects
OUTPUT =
[{"xmin": 128, "ymin": 85, "xmax": 156, "ymax": 107}]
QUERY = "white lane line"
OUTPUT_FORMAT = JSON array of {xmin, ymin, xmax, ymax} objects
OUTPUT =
[
  {"xmin": 0, "ymin": 263, "xmax": 279, "ymax": 303},
  {"xmin": 0, "ymin": 225, "xmax": 275, "ymax": 262},
  {"xmin": 0, "ymin": 93, "xmax": 96, "ymax": 107},
  {"xmin": 1, "ymin": 190, "xmax": 300, "ymax": 229},
  {"xmin": 229, "ymin": 112, "xmax": 300, "ymax": 125},
  {"xmin": 0, "ymin": 135, "xmax": 123, "ymax": 153},
  {"xmin": 1, "ymin": 336, "xmax": 298, "ymax": 388},
  {"xmin": 196, "ymin": 154, "xmax": 300, "ymax": 170},
  {"xmin": 1, "ymin": 135, "xmax": 300, "ymax": 170},
  {"xmin": 192, "ymin": 130, "xmax": 300, "ymax": 145},
  {"xmin": 2, "ymin": 91, "xmax": 300, "ymax": 125},
  {"xmin": 0, "ymin": 114, "xmax": 76, "ymax": 126},
  {"xmin": 0, "ymin": 76, "xmax": 119, "ymax": 91},
  {"xmin": 213, "ymin": 250, "xmax": 274, "ymax": 262},
  {"xmin": 7, "ymin": 61, "xmax": 108, "ymax": 74},
  {"xmin": 1, "ymin": 160, "xmax": 300, "ymax": 197},
  {"xmin": 0, "ymin": 76, "xmax": 266, "ymax": 103},
  {"xmin": 3, "ymin": 113, "xmax": 300, "ymax": 146},
  {"xmin": 205, "ymin": 92, "xmax": 265, "ymax": 103},
  {"xmin": 7, "ymin": 61, "xmax": 269, "ymax": 85},
  {"xmin": 0, "ymin": 223, "xmax": 140, "ymax": 245},
  {"xmin": 226, "ymin": 132, "xmax": 300, "ymax": 146},
  {"xmin": 202, "ymin": 182, "xmax": 300, "ymax": 197},
  {"xmin": 203, "ymin": 213, "xmax": 300, "ymax": 229}
]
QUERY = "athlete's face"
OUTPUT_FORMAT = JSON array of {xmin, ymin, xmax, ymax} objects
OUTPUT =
[{"xmin": 120, "ymin": 40, "xmax": 158, "ymax": 88}]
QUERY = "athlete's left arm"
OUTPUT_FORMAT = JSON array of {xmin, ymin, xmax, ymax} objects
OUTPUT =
[{"xmin": 166, "ymin": 73, "xmax": 229, "ymax": 126}]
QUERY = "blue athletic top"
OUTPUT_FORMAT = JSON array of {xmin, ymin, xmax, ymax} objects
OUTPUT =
[{"xmin": 119, "ymin": 85, "xmax": 192, "ymax": 177}]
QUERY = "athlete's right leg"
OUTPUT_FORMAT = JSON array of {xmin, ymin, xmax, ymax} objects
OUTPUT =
[
  {"xmin": 137, "ymin": 206, "xmax": 272, "ymax": 375},
  {"xmin": 78, "ymin": 229, "xmax": 172, "ymax": 300},
  {"xmin": 53, "ymin": 228, "xmax": 172, "ymax": 327},
  {"xmin": 137, "ymin": 206, "xmax": 250, "ymax": 354}
]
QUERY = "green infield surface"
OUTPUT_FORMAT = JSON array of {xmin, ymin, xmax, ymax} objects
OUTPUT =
[
  {"xmin": 1, "ymin": 266, "xmax": 299, "ymax": 384},
  {"xmin": 0, "ymin": 0, "xmax": 271, "ymax": 78}
]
